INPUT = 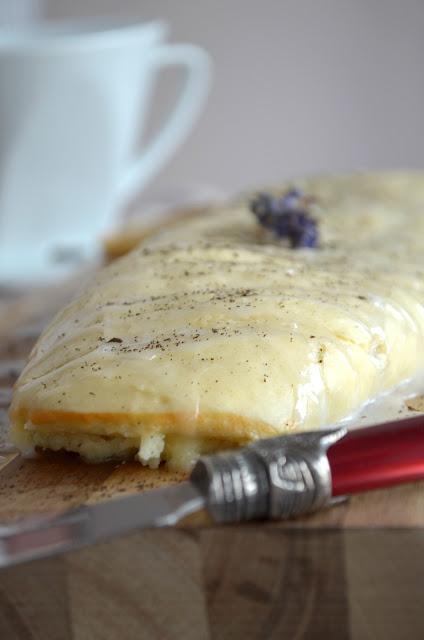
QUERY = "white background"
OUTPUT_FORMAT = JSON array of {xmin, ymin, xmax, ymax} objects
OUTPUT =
[{"xmin": 47, "ymin": 0, "xmax": 424, "ymax": 197}]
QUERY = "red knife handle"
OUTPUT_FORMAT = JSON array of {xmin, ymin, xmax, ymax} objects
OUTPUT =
[
  {"xmin": 328, "ymin": 415, "xmax": 424, "ymax": 496},
  {"xmin": 194, "ymin": 419, "xmax": 423, "ymax": 523}
]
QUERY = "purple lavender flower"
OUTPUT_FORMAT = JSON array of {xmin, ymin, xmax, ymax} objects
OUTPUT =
[{"xmin": 250, "ymin": 188, "xmax": 318, "ymax": 248}]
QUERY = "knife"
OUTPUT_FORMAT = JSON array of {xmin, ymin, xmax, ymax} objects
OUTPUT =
[{"xmin": 1, "ymin": 415, "xmax": 423, "ymax": 569}]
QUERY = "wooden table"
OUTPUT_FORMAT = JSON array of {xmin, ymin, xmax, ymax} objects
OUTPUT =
[{"xmin": 0, "ymin": 282, "xmax": 423, "ymax": 640}]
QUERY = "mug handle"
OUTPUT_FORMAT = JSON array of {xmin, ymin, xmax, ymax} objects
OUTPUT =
[{"xmin": 117, "ymin": 43, "xmax": 212, "ymax": 204}]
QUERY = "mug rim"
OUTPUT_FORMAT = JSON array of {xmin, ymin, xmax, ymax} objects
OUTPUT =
[{"xmin": 0, "ymin": 18, "xmax": 167, "ymax": 53}]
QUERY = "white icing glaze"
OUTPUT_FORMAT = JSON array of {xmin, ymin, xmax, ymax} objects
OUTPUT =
[{"xmin": 337, "ymin": 371, "xmax": 424, "ymax": 429}]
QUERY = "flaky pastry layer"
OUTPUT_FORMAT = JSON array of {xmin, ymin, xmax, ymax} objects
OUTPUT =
[{"xmin": 10, "ymin": 171, "xmax": 424, "ymax": 469}]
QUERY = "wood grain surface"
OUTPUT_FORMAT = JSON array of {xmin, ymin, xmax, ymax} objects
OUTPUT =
[{"xmin": 0, "ymin": 279, "xmax": 423, "ymax": 639}]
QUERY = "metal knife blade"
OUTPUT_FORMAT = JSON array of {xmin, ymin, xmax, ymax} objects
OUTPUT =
[{"xmin": 0, "ymin": 480, "xmax": 203, "ymax": 568}]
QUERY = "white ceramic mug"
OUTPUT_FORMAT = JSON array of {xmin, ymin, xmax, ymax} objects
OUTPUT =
[{"xmin": 0, "ymin": 20, "xmax": 211, "ymax": 284}]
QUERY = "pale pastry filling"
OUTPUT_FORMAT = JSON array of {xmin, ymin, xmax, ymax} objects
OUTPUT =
[
  {"xmin": 10, "ymin": 419, "xmax": 233, "ymax": 471},
  {"xmin": 9, "ymin": 171, "xmax": 424, "ymax": 470}
]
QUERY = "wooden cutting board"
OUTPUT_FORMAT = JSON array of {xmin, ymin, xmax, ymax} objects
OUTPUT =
[{"xmin": 0, "ymin": 280, "xmax": 423, "ymax": 640}]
